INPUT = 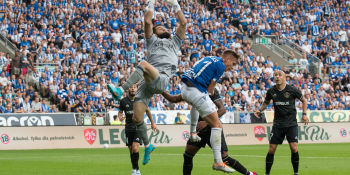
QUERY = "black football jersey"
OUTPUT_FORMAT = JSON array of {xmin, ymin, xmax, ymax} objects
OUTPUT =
[
  {"xmin": 119, "ymin": 97, "xmax": 136, "ymax": 131},
  {"xmin": 265, "ymin": 85, "xmax": 302, "ymax": 128}
]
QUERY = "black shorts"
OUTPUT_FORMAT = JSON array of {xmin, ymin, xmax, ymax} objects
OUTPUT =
[
  {"xmin": 269, "ymin": 125, "xmax": 298, "ymax": 144},
  {"xmin": 187, "ymin": 126, "xmax": 228, "ymax": 153},
  {"xmin": 125, "ymin": 131, "xmax": 142, "ymax": 147}
]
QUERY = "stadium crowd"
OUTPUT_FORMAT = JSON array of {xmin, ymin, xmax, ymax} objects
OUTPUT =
[{"xmin": 0, "ymin": 0, "xmax": 349, "ymax": 114}]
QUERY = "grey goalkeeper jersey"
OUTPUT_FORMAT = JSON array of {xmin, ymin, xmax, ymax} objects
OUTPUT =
[{"xmin": 146, "ymin": 34, "xmax": 182, "ymax": 77}]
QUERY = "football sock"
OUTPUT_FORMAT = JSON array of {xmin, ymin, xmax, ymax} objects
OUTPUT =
[
  {"xmin": 136, "ymin": 121, "xmax": 150, "ymax": 146},
  {"xmin": 183, "ymin": 151, "xmax": 194, "ymax": 175},
  {"xmin": 291, "ymin": 152, "xmax": 299, "ymax": 174},
  {"xmin": 265, "ymin": 153, "xmax": 274, "ymax": 174},
  {"xmin": 222, "ymin": 156, "xmax": 248, "ymax": 174},
  {"xmin": 190, "ymin": 108, "xmax": 199, "ymax": 133},
  {"xmin": 131, "ymin": 152, "xmax": 139, "ymax": 170},
  {"xmin": 210, "ymin": 128, "xmax": 223, "ymax": 164},
  {"xmin": 122, "ymin": 65, "xmax": 145, "ymax": 91}
]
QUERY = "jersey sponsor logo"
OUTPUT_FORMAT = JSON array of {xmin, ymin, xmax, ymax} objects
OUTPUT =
[
  {"xmin": 340, "ymin": 128, "xmax": 347, "ymax": 138},
  {"xmin": 254, "ymin": 126, "xmax": 267, "ymax": 141},
  {"xmin": 84, "ymin": 128, "xmax": 97, "ymax": 145},
  {"xmin": 1, "ymin": 134, "xmax": 10, "ymax": 144},
  {"xmin": 284, "ymin": 92, "xmax": 290, "ymax": 98},
  {"xmin": 182, "ymin": 131, "xmax": 190, "ymax": 141},
  {"xmin": 275, "ymin": 101, "xmax": 290, "ymax": 105}
]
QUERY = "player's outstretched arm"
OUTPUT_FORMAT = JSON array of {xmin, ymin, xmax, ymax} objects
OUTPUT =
[
  {"xmin": 207, "ymin": 80, "xmax": 216, "ymax": 95},
  {"xmin": 144, "ymin": 0, "xmax": 155, "ymax": 39},
  {"xmin": 300, "ymin": 97, "xmax": 309, "ymax": 125},
  {"xmin": 214, "ymin": 99, "xmax": 226, "ymax": 118},
  {"xmin": 255, "ymin": 99, "xmax": 270, "ymax": 118},
  {"xmin": 161, "ymin": 91, "xmax": 183, "ymax": 103},
  {"xmin": 146, "ymin": 107, "xmax": 158, "ymax": 132},
  {"xmin": 166, "ymin": 0, "xmax": 187, "ymax": 40}
]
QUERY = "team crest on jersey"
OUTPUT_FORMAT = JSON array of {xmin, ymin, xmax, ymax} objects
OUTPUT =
[
  {"xmin": 126, "ymin": 104, "xmax": 129, "ymax": 108},
  {"xmin": 284, "ymin": 92, "xmax": 290, "ymax": 98}
]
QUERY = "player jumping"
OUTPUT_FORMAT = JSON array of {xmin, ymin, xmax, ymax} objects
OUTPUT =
[
  {"xmin": 118, "ymin": 85, "xmax": 157, "ymax": 175},
  {"xmin": 255, "ymin": 70, "xmax": 309, "ymax": 175},
  {"xmin": 170, "ymin": 50, "xmax": 240, "ymax": 173},
  {"xmin": 108, "ymin": 0, "xmax": 186, "ymax": 165},
  {"xmin": 162, "ymin": 88, "xmax": 258, "ymax": 175}
]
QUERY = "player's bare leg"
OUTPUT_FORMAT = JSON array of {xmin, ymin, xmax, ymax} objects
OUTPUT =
[
  {"xmin": 289, "ymin": 142, "xmax": 299, "ymax": 175},
  {"xmin": 133, "ymin": 101, "xmax": 155, "ymax": 165},
  {"xmin": 266, "ymin": 144, "xmax": 277, "ymax": 175},
  {"xmin": 203, "ymin": 112, "xmax": 234, "ymax": 173}
]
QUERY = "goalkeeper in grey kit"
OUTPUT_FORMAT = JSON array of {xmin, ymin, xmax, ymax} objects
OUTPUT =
[{"xmin": 108, "ymin": 0, "xmax": 186, "ymax": 166}]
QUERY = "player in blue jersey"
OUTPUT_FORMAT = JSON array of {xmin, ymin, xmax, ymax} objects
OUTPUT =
[{"xmin": 179, "ymin": 50, "xmax": 239, "ymax": 173}]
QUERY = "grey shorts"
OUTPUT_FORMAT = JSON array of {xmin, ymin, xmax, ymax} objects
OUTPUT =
[{"xmin": 135, "ymin": 73, "xmax": 170, "ymax": 105}]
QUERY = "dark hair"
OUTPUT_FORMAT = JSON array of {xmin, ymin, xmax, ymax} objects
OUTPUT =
[
  {"xmin": 223, "ymin": 50, "xmax": 240, "ymax": 60},
  {"xmin": 113, "ymin": 115, "xmax": 118, "ymax": 120},
  {"xmin": 152, "ymin": 24, "xmax": 163, "ymax": 34}
]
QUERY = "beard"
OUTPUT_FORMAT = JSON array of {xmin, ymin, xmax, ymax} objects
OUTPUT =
[{"xmin": 158, "ymin": 32, "xmax": 171, "ymax": 39}]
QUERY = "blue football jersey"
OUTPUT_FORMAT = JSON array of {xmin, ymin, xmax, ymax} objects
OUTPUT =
[{"xmin": 182, "ymin": 56, "xmax": 225, "ymax": 93}]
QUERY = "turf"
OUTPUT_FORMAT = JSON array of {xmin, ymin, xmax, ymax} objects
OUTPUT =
[{"xmin": 0, "ymin": 143, "xmax": 349, "ymax": 175}]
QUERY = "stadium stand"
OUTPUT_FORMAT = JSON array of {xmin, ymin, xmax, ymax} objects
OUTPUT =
[{"xmin": 0, "ymin": 0, "xmax": 349, "ymax": 114}]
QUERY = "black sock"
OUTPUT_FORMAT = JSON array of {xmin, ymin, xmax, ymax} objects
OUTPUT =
[
  {"xmin": 266, "ymin": 153, "xmax": 274, "ymax": 175},
  {"xmin": 131, "ymin": 152, "xmax": 139, "ymax": 170},
  {"xmin": 183, "ymin": 152, "xmax": 194, "ymax": 175},
  {"xmin": 291, "ymin": 152, "xmax": 299, "ymax": 174},
  {"xmin": 223, "ymin": 156, "xmax": 249, "ymax": 174}
]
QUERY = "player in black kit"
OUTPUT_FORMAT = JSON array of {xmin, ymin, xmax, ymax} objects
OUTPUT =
[
  {"xmin": 162, "ymin": 89, "xmax": 257, "ymax": 175},
  {"xmin": 255, "ymin": 70, "xmax": 309, "ymax": 175},
  {"xmin": 118, "ymin": 84, "xmax": 157, "ymax": 175}
]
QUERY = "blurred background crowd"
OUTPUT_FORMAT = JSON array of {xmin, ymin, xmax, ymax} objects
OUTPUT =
[{"xmin": 0, "ymin": 0, "xmax": 349, "ymax": 114}]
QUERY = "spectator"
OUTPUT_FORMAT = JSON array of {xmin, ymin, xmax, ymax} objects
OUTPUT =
[
  {"xmin": 31, "ymin": 97, "xmax": 42, "ymax": 113},
  {"xmin": 174, "ymin": 112, "xmax": 186, "ymax": 124}
]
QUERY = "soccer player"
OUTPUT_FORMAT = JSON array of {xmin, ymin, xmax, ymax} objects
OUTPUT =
[
  {"xmin": 162, "ymin": 89, "xmax": 258, "ymax": 175},
  {"xmin": 255, "ymin": 70, "xmax": 309, "ymax": 175},
  {"xmin": 108, "ymin": 0, "xmax": 186, "ymax": 165},
  {"xmin": 118, "ymin": 85, "xmax": 157, "ymax": 175},
  {"xmin": 174, "ymin": 50, "xmax": 240, "ymax": 173}
]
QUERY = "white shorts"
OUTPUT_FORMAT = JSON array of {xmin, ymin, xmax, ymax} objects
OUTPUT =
[{"xmin": 180, "ymin": 84, "xmax": 217, "ymax": 118}]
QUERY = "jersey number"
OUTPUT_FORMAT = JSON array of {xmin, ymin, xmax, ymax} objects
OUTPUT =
[{"xmin": 194, "ymin": 61, "xmax": 212, "ymax": 79}]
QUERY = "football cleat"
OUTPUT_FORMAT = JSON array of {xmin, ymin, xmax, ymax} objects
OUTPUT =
[
  {"xmin": 212, "ymin": 162, "xmax": 235, "ymax": 173},
  {"xmin": 249, "ymin": 171, "xmax": 258, "ymax": 175},
  {"xmin": 142, "ymin": 144, "xmax": 156, "ymax": 165},
  {"xmin": 107, "ymin": 84, "xmax": 123, "ymax": 101}
]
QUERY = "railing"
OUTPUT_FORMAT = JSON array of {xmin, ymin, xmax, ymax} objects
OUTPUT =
[
  {"xmin": 327, "ymin": 65, "xmax": 350, "ymax": 73},
  {"xmin": 283, "ymin": 38, "xmax": 320, "ymax": 63},
  {"xmin": 254, "ymin": 35, "xmax": 322, "ymax": 76},
  {"xmin": 34, "ymin": 63, "xmax": 60, "ymax": 66},
  {"xmin": 0, "ymin": 33, "xmax": 19, "ymax": 54},
  {"xmin": 253, "ymin": 35, "xmax": 291, "ymax": 59}
]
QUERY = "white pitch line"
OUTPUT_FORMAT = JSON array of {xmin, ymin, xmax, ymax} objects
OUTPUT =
[{"xmin": 0, "ymin": 153, "xmax": 349, "ymax": 160}]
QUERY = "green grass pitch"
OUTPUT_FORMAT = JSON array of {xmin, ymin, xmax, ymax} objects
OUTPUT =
[{"xmin": 0, "ymin": 143, "xmax": 349, "ymax": 175}]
